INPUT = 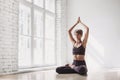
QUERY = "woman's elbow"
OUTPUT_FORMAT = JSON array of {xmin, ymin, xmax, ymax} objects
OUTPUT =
[
  {"xmin": 86, "ymin": 27, "xmax": 89, "ymax": 31},
  {"xmin": 68, "ymin": 29, "xmax": 71, "ymax": 33}
]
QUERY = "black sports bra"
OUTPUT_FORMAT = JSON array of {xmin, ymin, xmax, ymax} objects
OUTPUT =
[{"xmin": 72, "ymin": 44, "xmax": 85, "ymax": 55}]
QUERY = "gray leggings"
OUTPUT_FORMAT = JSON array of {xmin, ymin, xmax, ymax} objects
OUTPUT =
[{"xmin": 56, "ymin": 60, "xmax": 87, "ymax": 75}]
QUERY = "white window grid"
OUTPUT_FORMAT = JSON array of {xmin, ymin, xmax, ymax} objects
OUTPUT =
[{"xmin": 19, "ymin": 0, "xmax": 57, "ymax": 69}]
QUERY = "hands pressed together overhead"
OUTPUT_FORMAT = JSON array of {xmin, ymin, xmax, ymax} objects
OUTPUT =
[{"xmin": 76, "ymin": 17, "xmax": 81, "ymax": 24}]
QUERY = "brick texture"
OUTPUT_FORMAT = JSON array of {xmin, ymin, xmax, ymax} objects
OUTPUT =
[
  {"xmin": 0, "ymin": 0, "xmax": 67, "ymax": 74},
  {"xmin": 0, "ymin": 0, "xmax": 19, "ymax": 74},
  {"xmin": 56, "ymin": 0, "xmax": 67, "ymax": 65}
]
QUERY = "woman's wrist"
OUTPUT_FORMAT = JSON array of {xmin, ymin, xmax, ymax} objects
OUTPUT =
[
  {"xmin": 80, "ymin": 21, "xmax": 83, "ymax": 24},
  {"xmin": 76, "ymin": 21, "xmax": 79, "ymax": 25},
  {"xmin": 69, "ymin": 64, "xmax": 75, "ymax": 69},
  {"xmin": 73, "ymin": 22, "xmax": 78, "ymax": 27}
]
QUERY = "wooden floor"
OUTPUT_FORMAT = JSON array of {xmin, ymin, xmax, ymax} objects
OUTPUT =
[{"xmin": 0, "ymin": 70, "xmax": 120, "ymax": 80}]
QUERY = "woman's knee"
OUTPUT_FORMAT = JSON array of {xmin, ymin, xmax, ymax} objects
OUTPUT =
[
  {"xmin": 79, "ymin": 67, "xmax": 87, "ymax": 75},
  {"xmin": 73, "ymin": 65, "xmax": 87, "ymax": 75}
]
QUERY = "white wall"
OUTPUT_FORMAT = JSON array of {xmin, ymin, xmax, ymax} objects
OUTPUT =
[
  {"xmin": 56, "ymin": 0, "xmax": 68, "ymax": 66},
  {"xmin": 0, "ymin": 0, "xmax": 19, "ymax": 74},
  {"xmin": 66, "ymin": 0, "xmax": 120, "ymax": 70}
]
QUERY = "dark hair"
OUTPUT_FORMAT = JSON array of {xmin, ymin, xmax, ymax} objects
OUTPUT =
[{"xmin": 74, "ymin": 29, "xmax": 83, "ymax": 35}]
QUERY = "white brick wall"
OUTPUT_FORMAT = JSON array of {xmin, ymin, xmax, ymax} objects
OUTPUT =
[
  {"xmin": 0, "ymin": 0, "xmax": 19, "ymax": 74},
  {"xmin": 0, "ymin": 0, "xmax": 67, "ymax": 74},
  {"xmin": 56, "ymin": 0, "xmax": 67, "ymax": 65}
]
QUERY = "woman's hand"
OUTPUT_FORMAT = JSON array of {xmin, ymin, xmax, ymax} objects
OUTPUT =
[
  {"xmin": 77, "ymin": 17, "xmax": 81, "ymax": 24},
  {"xmin": 69, "ymin": 64, "xmax": 75, "ymax": 69},
  {"xmin": 65, "ymin": 64, "xmax": 75, "ymax": 68}
]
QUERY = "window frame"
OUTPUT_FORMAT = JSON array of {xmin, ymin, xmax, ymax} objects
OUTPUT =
[{"xmin": 19, "ymin": 0, "xmax": 56, "ymax": 69}]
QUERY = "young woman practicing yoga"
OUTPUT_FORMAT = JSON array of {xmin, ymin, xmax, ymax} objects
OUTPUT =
[{"xmin": 56, "ymin": 17, "xmax": 89, "ymax": 75}]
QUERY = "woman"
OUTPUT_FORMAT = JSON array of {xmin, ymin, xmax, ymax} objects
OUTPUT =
[{"xmin": 56, "ymin": 17, "xmax": 89, "ymax": 75}]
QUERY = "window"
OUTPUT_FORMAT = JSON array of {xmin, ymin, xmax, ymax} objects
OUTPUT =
[
  {"xmin": 45, "ymin": 0, "xmax": 55, "ymax": 12},
  {"xmin": 19, "ymin": 0, "xmax": 56, "ymax": 68},
  {"xmin": 34, "ymin": 0, "xmax": 43, "ymax": 7}
]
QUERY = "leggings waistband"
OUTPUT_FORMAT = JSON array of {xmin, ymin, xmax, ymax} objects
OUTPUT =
[{"xmin": 72, "ymin": 60, "xmax": 86, "ymax": 66}]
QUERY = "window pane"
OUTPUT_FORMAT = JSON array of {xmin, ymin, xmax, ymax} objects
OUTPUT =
[
  {"xmin": 34, "ymin": 0, "xmax": 43, "ymax": 7},
  {"xmin": 19, "ymin": 0, "xmax": 56, "ymax": 68},
  {"xmin": 19, "ymin": 4, "xmax": 31, "ymax": 36},
  {"xmin": 18, "ymin": 35, "xmax": 31, "ymax": 67},
  {"xmin": 45, "ymin": 40, "xmax": 55, "ymax": 65},
  {"xmin": 33, "ymin": 38, "xmax": 43, "ymax": 66},
  {"xmin": 45, "ymin": 14, "xmax": 55, "ymax": 40},
  {"xmin": 34, "ymin": 10, "xmax": 43, "ymax": 38},
  {"xmin": 45, "ymin": 0, "xmax": 55, "ymax": 13}
]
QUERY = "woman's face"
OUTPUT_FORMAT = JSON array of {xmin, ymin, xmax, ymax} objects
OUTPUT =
[{"xmin": 74, "ymin": 33, "xmax": 82, "ymax": 40}]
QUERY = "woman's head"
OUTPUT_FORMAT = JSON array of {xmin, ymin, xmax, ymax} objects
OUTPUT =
[{"xmin": 74, "ymin": 29, "xmax": 83, "ymax": 40}]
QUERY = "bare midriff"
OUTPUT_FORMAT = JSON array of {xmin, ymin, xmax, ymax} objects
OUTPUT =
[{"xmin": 73, "ymin": 54, "xmax": 85, "ymax": 60}]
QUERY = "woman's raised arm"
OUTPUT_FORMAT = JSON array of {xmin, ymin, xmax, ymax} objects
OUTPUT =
[
  {"xmin": 68, "ymin": 17, "xmax": 80, "ymax": 44},
  {"xmin": 81, "ymin": 22, "xmax": 89, "ymax": 48}
]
